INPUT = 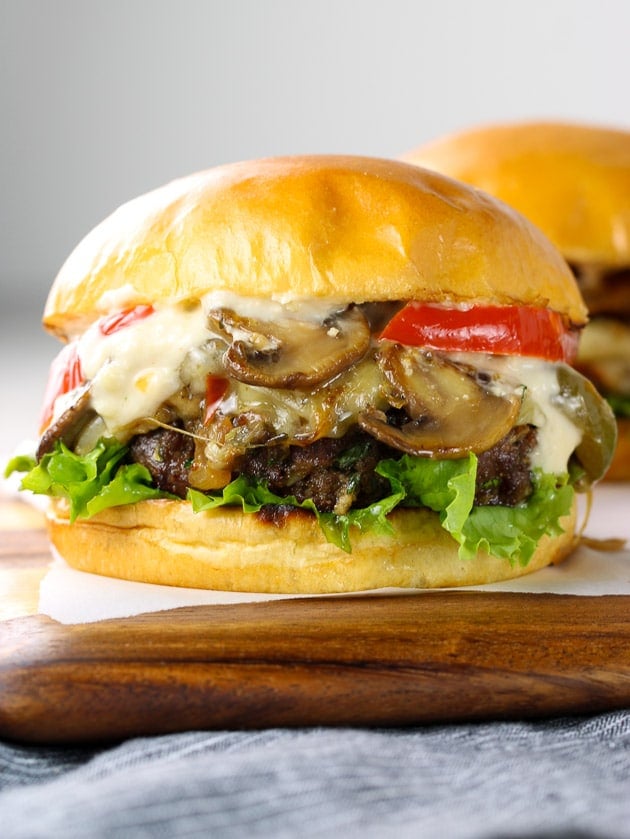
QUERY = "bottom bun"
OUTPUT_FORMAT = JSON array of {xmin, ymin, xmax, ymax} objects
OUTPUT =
[
  {"xmin": 46, "ymin": 497, "xmax": 578, "ymax": 593},
  {"xmin": 604, "ymin": 418, "xmax": 630, "ymax": 481}
]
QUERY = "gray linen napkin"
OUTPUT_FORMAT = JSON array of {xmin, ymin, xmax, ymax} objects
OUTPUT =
[{"xmin": 1, "ymin": 711, "xmax": 629, "ymax": 838}]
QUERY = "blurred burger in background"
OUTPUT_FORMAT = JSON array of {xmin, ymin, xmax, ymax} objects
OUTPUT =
[{"xmin": 401, "ymin": 121, "xmax": 630, "ymax": 479}]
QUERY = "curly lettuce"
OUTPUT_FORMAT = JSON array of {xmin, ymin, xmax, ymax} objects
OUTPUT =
[
  {"xmin": 5, "ymin": 439, "xmax": 573, "ymax": 563},
  {"xmin": 376, "ymin": 455, "xmax": 573, "ymax": 565},
  {"xmin": 5, "ymin": 440, "xmax": 174, "ymax": 522}
]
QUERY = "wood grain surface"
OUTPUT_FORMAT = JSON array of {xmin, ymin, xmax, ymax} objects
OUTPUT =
[{"xmin": 1, "ymin": 494, "xmax": 630, "ymax": 744}]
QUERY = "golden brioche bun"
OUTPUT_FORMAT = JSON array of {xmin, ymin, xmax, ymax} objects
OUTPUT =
[
  {"xmin": 43, "ymin": 155, "xmax": 586, "ymax": 340},
  {"xmin": 401, "ymin": 121, "xmax": 630, "ymax": 268},
  {"xmin": 47, "ymin": 497, "xmax": 577, "ymax": 593}
]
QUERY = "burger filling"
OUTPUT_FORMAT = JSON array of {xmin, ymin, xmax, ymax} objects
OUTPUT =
[
  {"xmin": 570, "ymin": 262, "xmax": 630, "ymax": 419},
  {"xmin": 8, "ymin": 294, "xmax": 616, "ymax": 562}
]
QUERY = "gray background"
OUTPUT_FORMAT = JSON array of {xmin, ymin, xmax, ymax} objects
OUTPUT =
[{"xmin": 1, "ymin": 0, "xmax": 630, "ymax": 442}]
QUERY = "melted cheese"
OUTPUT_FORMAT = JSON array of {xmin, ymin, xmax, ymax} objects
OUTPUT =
[
  {"xmin": 466, "ymin": 354, "xmax": 582, "ymax": 474},
  {"xmin": 76, "ymin": 295, "xmax": 348, "ymax": 435},
  {"xmin": 79, "ymin": 303, "xmax": 210, "ymax": 430}
]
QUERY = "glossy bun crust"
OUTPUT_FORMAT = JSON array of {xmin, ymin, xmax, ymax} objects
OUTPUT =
[
  {"xmin": 47, "ymin": 497, "xmax": 578, "ymax": 593},
  {"xmin": 43, "ymin": 155, "xmax": 586, "ymax": 340},
  {"xmin": 401, "ymin": 121, "xmax": 630, "ymax": 268}
]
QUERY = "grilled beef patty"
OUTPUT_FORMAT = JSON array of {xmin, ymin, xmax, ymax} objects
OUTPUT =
[
  {"xmin": 127, "ymin": 423, "xmax": 536, "ymax": 511},
  {"xmin": 238, "ymin": 429, "xmax": 392, "ymax": 513},
  {"xmin": 474, "ymin": 425, "xmax": 537, "ymax": 506},
  {"xmin": 128, "ymin": 424, "xmax": 194, "ymax": 497}
]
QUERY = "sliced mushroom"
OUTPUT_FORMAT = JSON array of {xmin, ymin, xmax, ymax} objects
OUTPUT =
[
  {"xmin": 208, "ymin": 306, "xmax": 371, "ymax": 389},
  {"xmin": 37, "ymin": 384, "xmax": 97, "ymax": 460},
  {"xmin": 358, "ymin": 345, "xmax": 521, "ymax": 458}
]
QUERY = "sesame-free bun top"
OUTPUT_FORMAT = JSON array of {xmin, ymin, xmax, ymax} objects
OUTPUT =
[
  {"xmin": 401, "ymin": 121, "xmax": 630, "ymax": 269},
  {"xmin": 44, "ymin": 155, "xmax": 586, "ymax": 340}
]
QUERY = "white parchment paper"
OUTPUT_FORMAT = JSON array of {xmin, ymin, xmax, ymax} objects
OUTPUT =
[{"xmin": 34, "ymin": 484, "xmax": 630, "ymax": 624}]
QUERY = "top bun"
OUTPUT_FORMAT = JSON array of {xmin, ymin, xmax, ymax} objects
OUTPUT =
[
  {"xmin": 44, "ymin": 155, "xmax": 586, "ymax": 340},
  {"xmin": 401, "ymin": 122, "xmax": 630, "ymax": 269}
]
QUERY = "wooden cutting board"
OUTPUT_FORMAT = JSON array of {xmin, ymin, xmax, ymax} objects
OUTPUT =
[{"xmin": 1, "ymin": 493, "xmax": 630, "ymax": 744}]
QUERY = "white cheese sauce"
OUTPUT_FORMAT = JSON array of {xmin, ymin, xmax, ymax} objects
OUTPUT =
[
  {"xmin": 76, "ymin": 294, "xmax": 348, "ymax": 434},
  {"xmin": 79, "ymin": 303, "xmax": 210, "ymax": 430},
  {"xmin": 512, "ymin": 362, "xmax": 582, "ymax": 474},
  {"xmin": 458, "ymin": 353, "xmax": 582, "ymax": 475}
]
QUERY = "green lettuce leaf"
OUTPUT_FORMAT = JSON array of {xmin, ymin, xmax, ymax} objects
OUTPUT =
[
  {"xmin": 376, "ymin": 453, "xmax": 478, "ymax": 535},
  {"xmin": 456, "ymin": 472, "xmax": 573, "ymax": 565},
  {"xmin": 377, "ymin": 454, "xmax": 573, "ymax": 565},
  {"xmin": 5, "ymin": 439, "xmax": 574, "ymax": 563},
  {"xmin": 5, "ymin": 439, "xmax": 173, "ymax": 522},
  {"xmin": 4, "ymin": 453, "xmax": 37, "ymax": 475},
  {"xmin": 188, "ymin": 477, "xmax": 404, "ymax": 553}
]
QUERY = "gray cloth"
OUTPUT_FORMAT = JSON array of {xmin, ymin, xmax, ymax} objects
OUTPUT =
[{"xmin": 1, "ymin": 712, "xmax": 629, "ymax": 838}]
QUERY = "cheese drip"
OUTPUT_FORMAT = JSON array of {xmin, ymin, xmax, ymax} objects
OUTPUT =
[{"xmin": 79, "ymin": 303, "xmax": 210, "ymax": 431}]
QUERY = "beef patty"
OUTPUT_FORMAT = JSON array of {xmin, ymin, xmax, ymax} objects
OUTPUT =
[{"xmin": 128, "ymin": 423, "xmax": 536, "ymax": 512}]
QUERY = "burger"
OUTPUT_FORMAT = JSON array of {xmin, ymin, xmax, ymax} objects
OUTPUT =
[
  {"xmin": 401, "ymin": 121, "xmax": 630, "ymax": 479},
  {"xmin": 6, "ymin": 155, "xmax": 616, "ymax": 593}
]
